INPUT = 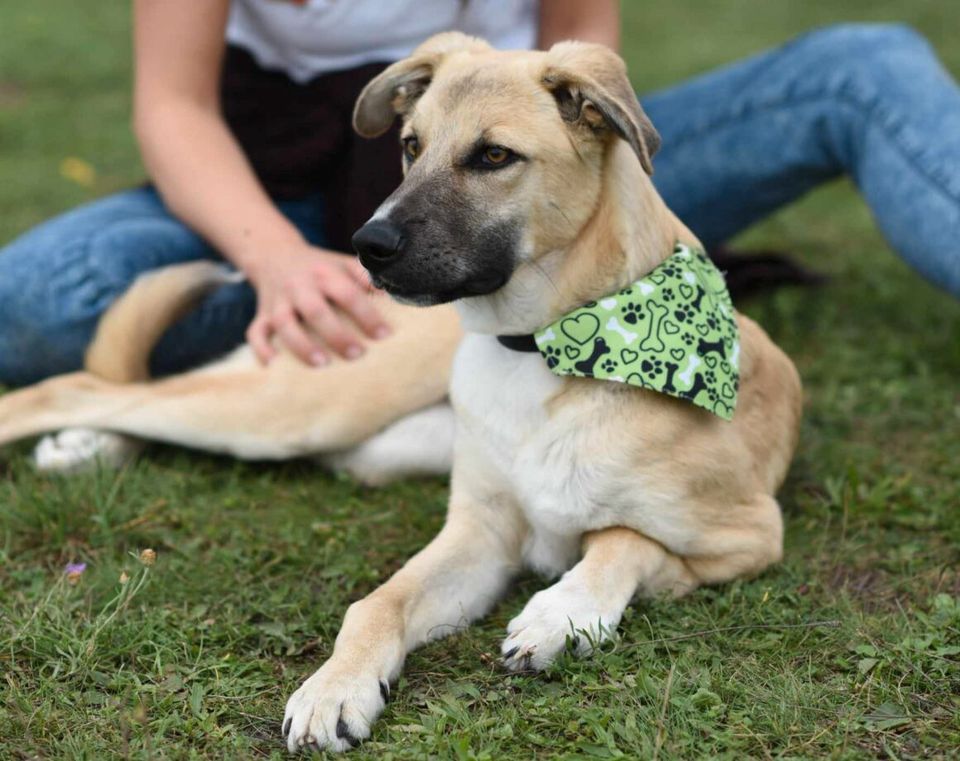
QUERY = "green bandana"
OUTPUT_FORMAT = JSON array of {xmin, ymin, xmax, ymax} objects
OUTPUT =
[{"xmin": 533, "ymin": 243, "xmax": 740, "ymax": 420}]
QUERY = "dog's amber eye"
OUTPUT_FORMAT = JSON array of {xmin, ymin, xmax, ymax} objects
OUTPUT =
[
  {"xmin": 482, "ymin": 146, "xmax": 510, "ymax": 165},
  {"xmin": 403, "ymin": 137, "xmax": 420, "ymax": 162}
]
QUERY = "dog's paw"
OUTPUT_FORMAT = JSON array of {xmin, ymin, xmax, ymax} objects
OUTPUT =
[
  {"xmin": 33, "ymin": 428, "xmax": 143, "ymax": 473},
  {"xmin": 501, "ymin": 577, "xmax": 622, "ymax": 672},
  {"xmin": 283, "ymin": 661, "xmax": 390, "ymax": 753}
]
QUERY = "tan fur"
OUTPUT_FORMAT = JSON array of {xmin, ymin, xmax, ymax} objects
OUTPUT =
[
  {"xmin": 0, "ymin": 288, "xmax": 461, "ymax": 458},
  {"xmin": 283, "ymin": 35, "xmax": 802, "ymax": 753},
  {"xmin": 83, "ymin": 261, "xmax": 241, "ymax": 383}
]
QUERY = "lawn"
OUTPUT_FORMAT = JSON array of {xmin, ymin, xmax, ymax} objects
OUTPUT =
[{"xmin": 1, "ymin": 1, "xmax": 959, "ymax": 758}]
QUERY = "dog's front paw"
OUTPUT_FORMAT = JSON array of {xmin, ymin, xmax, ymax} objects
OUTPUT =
[
  {"xmin": 501, "ymin": 577, "xmax": 622, "ymax": 672},
  {"xmin": 283, "ymin": 661, "xmax": 390, "ymax": 753}
]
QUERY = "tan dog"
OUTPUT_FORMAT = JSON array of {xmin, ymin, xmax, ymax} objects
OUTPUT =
[
  {"xmin": 281, "ymin": 33, "xmax": 801, "ymax": 753},
  {"xmin": 0, "ymin": 259, "xmax": 461, "ymax": 483}
]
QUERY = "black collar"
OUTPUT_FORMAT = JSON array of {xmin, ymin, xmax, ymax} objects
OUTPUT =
[{"xmin": 496, "ymin": 334, "xmax": 540, "ymax": 352}]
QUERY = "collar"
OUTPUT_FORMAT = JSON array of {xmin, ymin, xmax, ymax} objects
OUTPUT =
[{"xmin": 496, "ymin": 243, "xmax": 740, "ymax": 420}]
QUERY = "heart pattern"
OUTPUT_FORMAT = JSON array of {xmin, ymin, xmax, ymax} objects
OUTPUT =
[
  {"xmin": 531, "ymin": 243, "xmax": 740, "ymax": 420},
  {"xmin": 560, "ymin": 313, "xmax": 600, "ymax": 345}
]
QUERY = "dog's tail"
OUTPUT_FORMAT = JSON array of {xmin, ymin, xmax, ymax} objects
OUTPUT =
[{"xmin": 84, "ymin": 261, "xmax": 243, "ymax": 383}]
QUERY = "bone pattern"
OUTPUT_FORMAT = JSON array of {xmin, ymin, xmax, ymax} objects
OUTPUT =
[
  {"xmin": 661, "ymin": 361, "xmax": 680, "ymax": 394},
  {"xmin": 691, "ymin": 285, "xmax": 706, "ymax": 311},
  {"xmin": 679, "ymin": 372, "xmax": 709, "ymax": 402},
  {"xmin": 697, "ymin": 337, "xmax": 726, "ymax": 358},
  {"xmin": 535, "ymin": 327, "xmax": 557, "ymax": 345},
  {"xmin": 573, "ymin": 336, "xmax": 611, "ymax": 375},
  {"xmin": 639, "ymin": 302, "xmax": 669, "ymax": 353},
  {"xmin": 606, "ymin": 316, "xmax": 638, "ymax": 345},
  {"xmin": 677, "ymin": 354, "xmax": 701, "ymax": 386}
]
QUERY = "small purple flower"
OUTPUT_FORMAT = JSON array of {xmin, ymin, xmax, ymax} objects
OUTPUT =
[{"xmin": 65, "ymin": 562, "xmax": 87, "ymax": 585}]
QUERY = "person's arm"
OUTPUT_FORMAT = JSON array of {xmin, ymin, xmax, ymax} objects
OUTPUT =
[
  {"xmin": 133, "ymin": 0, "xmax": 388, "ymax": 366},
  {"xmin": 537, "ymin": 0, "xmax": 620, "ymax": 51}
]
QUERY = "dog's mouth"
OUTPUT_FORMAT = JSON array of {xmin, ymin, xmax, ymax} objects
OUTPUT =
[{"xmin": 373, "ymin": 271, "xmax": 510, "ymax": 305}]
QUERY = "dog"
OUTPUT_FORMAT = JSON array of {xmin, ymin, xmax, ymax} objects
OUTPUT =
[
  {"xmin": 279, "ymin": 33, "xmax": 802, "ymax": 753},
  {"xmin": 0, "ymin": 258, "xmax": 463, "ymax": 485}
]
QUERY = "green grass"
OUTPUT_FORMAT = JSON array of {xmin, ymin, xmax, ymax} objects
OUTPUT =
[{"xmin": 1, "ymin": 0, "xmax": 959, "ymax": 758}]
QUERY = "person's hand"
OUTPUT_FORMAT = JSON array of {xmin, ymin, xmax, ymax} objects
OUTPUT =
[{"xmin": 245, "ymin": 243, "xmax": 390, "ymax": 366}]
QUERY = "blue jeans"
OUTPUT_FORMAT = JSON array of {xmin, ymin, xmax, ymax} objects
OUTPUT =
[{"xmin": 1, "ymin": 24, "xmax": 957, "ymax": 386}]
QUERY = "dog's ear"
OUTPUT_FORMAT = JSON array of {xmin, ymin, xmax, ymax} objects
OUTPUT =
[
  {"xmin": 542, "ymin": 42, "xmax": 660, "ymax": 175},
  {"xmin": 353, "ymin": 32, "xmax": 492, "ymax": 138}
]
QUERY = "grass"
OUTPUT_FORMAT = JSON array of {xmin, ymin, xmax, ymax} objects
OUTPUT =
[{"xmin": 1, "ymin": 0, "xmax": 958, "ymax": 758}]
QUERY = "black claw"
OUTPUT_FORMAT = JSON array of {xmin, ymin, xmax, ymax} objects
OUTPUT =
[
  {"xmin": 336, "ymin": 718, "xmax": 361, "ymax": 748},
  {"xmin": 282, "ymin": 717, "xmax": 292, "ymax": 737},
  {"xmin": 379, "ymin": 680, "xmax": 390, "ymax": 703},
  {"xmin": 503, "ymin": 646, "xmax": 520, "ymax": 660}
]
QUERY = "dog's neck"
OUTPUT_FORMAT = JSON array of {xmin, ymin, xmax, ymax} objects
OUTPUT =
[{"xmin": 457, "ymin": 141, "xmax": 701, "ymax": 335}]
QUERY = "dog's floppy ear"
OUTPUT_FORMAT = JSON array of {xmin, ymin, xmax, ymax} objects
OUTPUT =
[
  {"xmin": 353, "ymin": 32, "xmax": 492, "ymax": 138},
  {"xmin": 542, "ymin": 42, "xmax": 661, "ymax": 175}
]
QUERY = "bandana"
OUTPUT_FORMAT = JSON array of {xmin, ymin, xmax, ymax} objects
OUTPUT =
[{"xmin": 527, "ymin": 243, "xmax": 740, "ymax": 420}]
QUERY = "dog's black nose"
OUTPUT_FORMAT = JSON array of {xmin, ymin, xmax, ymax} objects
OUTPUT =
[{"xmin": 352, "ymin": 220, "xmax": 404, "ymax": 271}]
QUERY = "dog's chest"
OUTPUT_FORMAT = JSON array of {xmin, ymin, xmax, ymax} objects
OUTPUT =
[
  {"xmin": 450, "ymin": 336, "xmax": 629, "ymax": 549},
  {"xmin": 450, "ymin": 335, "xmax": 561, "ymax": 462}
]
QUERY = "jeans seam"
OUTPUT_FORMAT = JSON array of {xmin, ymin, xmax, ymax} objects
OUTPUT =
[{"xmin": 663, "ymin": 87, "xmax": 960, "ymax": 205}]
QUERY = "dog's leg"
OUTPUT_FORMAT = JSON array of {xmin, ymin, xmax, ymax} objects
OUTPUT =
[
  {"xmin": 33, "ymin": 428, "xmax": 145, "ymax": 473},
  {"xmin": 319, "ymin": 402, "xmax": 455, "ymax": 486},
  {"xmin": 0, "ymin": 304, "xmax": 462, "ymax": 464},
  {"xmin": 283, "ymin": 493, "xmax": 525, "ymax": 753},
  {"xmin": 502, "ymin": 527, "xmax": 697, "ymax": 672}
]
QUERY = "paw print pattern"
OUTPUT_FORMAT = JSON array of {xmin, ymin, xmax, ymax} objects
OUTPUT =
[
  {"xmin": 544, "ymin": 346, "xmax": 562, "ymax": 369},
  {"xmin": 705, "ymin": 369, "xmax": 717, "ymax": 385},
  {"xmin": 682, "ymin": 332, "xmax": 695, "ymax": 346},
  {"xmin": 621, "ymin": 302, "xmax": 644, "ymax": 325},
  {"xmin": 674, "ymin": 306, "xmax": 692, "ymax": 323},
  {"xmin": 661, "ymin": 287, "xmax": 675, "ymax": 303},
  {"xmin": 600, "ymin": 358, "xmax": 617, "ymax": 373},
  {"xmin": 641, "ymin": 358, "xmax": 663, "ymax": 379},
  {"xmin": 706, "ymin": 315, "xmax": 719, "ymax": 331}
]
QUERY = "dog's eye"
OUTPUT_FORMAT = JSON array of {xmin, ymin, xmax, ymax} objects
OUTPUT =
[
  {"xmin": 483, "ymin": 146, "xmax": 510, "ymax": 165},
  {"xmin": 481, "ymin": 145, "xmax": 513, "ymax": 167},
  {"xmin": 403, "ymin": 137, "xmax": 420, "ymax": 162}
]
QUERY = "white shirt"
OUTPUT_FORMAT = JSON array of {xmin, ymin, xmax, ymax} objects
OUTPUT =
[{"xmin": 226, "ymin": 0, "xmax": 539, "ymax": 83}]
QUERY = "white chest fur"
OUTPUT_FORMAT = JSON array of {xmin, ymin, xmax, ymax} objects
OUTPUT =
[{"xmin": 450, "ymin": 335, "xmax": 694, "ymax": 577}]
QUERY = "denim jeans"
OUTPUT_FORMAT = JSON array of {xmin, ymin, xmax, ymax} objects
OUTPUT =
[{"xmin": 1, "ymin": 23, "xmax": 957, "ymax": 386}]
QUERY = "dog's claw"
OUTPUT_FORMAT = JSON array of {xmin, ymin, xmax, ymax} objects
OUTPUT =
[
  {"xmin": 503, "ymin": 646, "xmax": 520, "ymax": 660},
  {"xmin": 336, "ymin": 718, "xmax": 361, "ymax": 748},
  {"xmin": 379, "ymin": 679, "xmax": 390, "ymax": 703},
  {"xmin": 282, "ymin": 717, "xmax": 292, "ymax": 737}
]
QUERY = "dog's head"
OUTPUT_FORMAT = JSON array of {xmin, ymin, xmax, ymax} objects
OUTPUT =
[{"xmin": 351, "ymin": 33, "xmax": 660, "ymax": 309}]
